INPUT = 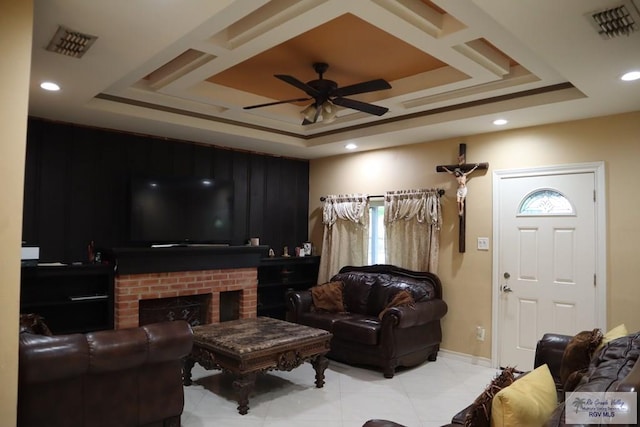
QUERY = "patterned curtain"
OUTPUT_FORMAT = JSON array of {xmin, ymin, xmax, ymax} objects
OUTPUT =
[
  {"xmin": 384, "ymin": 189, "xmax": 442, "ymax": 273},
  {"xmin": 317, "ymin": 194, "xmax": 369, "ymax": 283}
]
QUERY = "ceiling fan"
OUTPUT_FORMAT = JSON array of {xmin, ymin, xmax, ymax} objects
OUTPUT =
[{"xmin": 243, "ymin": 62, "xmax": 392, "ymax": 125}]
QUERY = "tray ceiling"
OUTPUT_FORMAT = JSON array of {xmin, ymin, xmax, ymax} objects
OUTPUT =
[{"xmin": 29, "ymin": 0, "xmax": 640, "ymax": 158}]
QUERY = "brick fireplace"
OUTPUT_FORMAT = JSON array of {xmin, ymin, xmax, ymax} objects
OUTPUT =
[
  {"xmin": 114, "ymin": 268, "xmax": 256, "ymax": 329},
  {"xmin": 113, "ymin": 245, "xmax": 264, "ymax": 329}
]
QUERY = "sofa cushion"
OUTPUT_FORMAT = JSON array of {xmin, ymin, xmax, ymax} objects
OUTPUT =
[
  {"xmin": 560, "ymin": 328, "xmax": 602, "ymax": 392},
  {"xmin": 86, "ymin": 327, "xmax": 148, "ymax": 373},
  {"xmin": 311, "ymin": 281, "xmax": 345, "ymax": 312},
  {"xmin": 575, "ymin": 331, "xmax": 640, "ymax": 393},
  {"xmin": 491, "ymin": 364, "xmax": 557, "ymax": 427},
  {"xmin": 463, "ymin": 366, "xmax": 516, "ymax": 427},
  {"xmin": 596, "ymin": 323, "xmax": 628, "ymax": 353},
  {"xmin": 333, "ymin": 316, "xmax": 380, "ymax": 346},
  {"xmin": 297, "ymin": 311, "xmax": 352, "ymax": 332},
  {"xmin": 19, "ymin": 313, "xmax": 53, "ymax": 336},
  {"xmin": 366, "ymin": 275, "xmax": 433, "ymax": 315},
  {"xmin": 331, "ymin": 271, "xmax": 377, "ymax": 314},
  {"xmin": 378, "ymin": 290, "xmax": 415, "ymax": 320}
]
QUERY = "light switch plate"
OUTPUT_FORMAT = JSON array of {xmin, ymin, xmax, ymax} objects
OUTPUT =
[{"xmin": 477, "ymin": 237, "xmax": 489, "ymax": 251}]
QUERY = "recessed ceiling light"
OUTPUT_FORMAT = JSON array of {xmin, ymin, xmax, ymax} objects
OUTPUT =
[
  {"xmin": 493, "ymin": 119, "xmax": 508, "ymax": 126},
  {"xmin": 621, "ymin": 71, "xmax": 640, "ymax": 81},
  {"xmin": 40, "ymin": 81, "xmax": 60, "ymax": 91},
  {"xmin": 345, "ymin": 143, "xmax": 357, "ymax": 150}
]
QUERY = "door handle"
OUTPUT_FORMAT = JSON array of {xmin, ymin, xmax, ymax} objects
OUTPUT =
[{"xmin": 501, "ymin": 284, "xmax": 513, "ymax": 293}]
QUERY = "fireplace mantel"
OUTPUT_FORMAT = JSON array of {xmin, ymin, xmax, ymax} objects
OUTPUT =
[{"xmin": 113, "ymin": 245, "xmax": 267, "ymax": 275}]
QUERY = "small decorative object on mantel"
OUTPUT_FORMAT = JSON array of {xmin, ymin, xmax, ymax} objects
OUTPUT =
[
  {"xmin": 436, "ymin": 143, "xmax": 489, "ymax": 253},
  {"xmin": 303, "ymin": 242, "xmax": 312, "ymax": 256},
  {"xmin": 282, "ymin": 246, "xmax": 290, "ymax": 257},
  {"xmin": 87, "ymin": 240, "xmax": 95, "ymax": 263},
  {"xmin": 268, "ymin": 248, "xmax": 275, "ymax": 258}
]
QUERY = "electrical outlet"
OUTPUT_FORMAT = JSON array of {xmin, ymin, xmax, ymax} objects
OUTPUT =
[
  {"xmin": 477, "ymin": 237, "xmax": 489, "ymax": 251},
  {"xmin": 476, "ymin": 326, "xmax": 485, "ymax": 341}
]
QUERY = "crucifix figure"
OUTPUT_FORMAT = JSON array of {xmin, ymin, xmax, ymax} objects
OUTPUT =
[
  {"xmin": 436, "ymin": 143, "xmax": 489, "ymax": 252},
  {"xmin": 440, "ymin": 163, "xmax": 480, "ymax": 216}
]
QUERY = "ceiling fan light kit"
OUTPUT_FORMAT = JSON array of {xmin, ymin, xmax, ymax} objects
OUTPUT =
[
  {"xmin": 244, "ymin": 62, "xmax": 391, "ymax": 125},
  {"xmin": 300, "ymin": 100, "xmax": 338, "ymax": 124},
  {"xmin": 322, "ymin": 101, "xmax": 338, "ymax": 123}
]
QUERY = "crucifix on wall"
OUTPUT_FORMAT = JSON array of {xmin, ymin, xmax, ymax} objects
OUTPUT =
[{"xmin": 436, "ymin": 143, "xmax": 489, "ymax": 253}]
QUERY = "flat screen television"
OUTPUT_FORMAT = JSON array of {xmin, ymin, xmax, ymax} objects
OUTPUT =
[{"xmin": 129, "ymin": 177, "xmax": 234, "ymax": 246}]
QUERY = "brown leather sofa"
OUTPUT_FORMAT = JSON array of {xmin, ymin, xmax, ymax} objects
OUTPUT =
[
  {"xmin": 18, "ymin": 320, "xmax": 193, "ymax": 427},
  {"xmin": 446, "ymin": 330, "xmax": 640, "ymax": 426},
  {"xmin": 363, "ymin": 331, "xmax": 640, "ymax": 427},
  {"xmin": 286, "ymin": 264, "xmax": 447, "ymax": 378}
]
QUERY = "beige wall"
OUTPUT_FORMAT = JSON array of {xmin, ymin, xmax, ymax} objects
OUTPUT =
[
  {"xmin": 0, "ymin": 0, "xmax": 32, "ymax": 424},
  {"xmin": 309, "ymin": 111, "xmax": 640, "ymax": 359}
]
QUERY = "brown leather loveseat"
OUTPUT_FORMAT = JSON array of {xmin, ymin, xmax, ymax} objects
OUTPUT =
[
  {"xmin": 18, "ymin": 320, "xmax": 193, "ymax": 427},
  {"xmin": 286, "ymin": 264, "xmax": 447, "ymax": 378}
]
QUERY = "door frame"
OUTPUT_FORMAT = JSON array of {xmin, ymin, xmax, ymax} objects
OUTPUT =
[{"xmin": 491, "ymin": 162, "xmax": 607, "ymax": 367}]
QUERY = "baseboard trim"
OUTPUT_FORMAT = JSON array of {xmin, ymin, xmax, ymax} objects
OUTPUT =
[{"xmin": 439, "ymin": 348, "xmax": 493, "ymax": 368}]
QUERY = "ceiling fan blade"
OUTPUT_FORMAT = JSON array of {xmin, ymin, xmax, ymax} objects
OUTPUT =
[
  {"xmin": 243, "ymin": 97, "xmax": 311, "ymax": 110},
  {"xmin": 332, "ymin": 97, "xmax": 389, "ymax": 116},
  {"xmin": 275, "ymin": 74, "xmax": 321, "ymax": 98},
  {"xmin": 331, "ymin": 79, "xmax": 391, "ymax": 98}
]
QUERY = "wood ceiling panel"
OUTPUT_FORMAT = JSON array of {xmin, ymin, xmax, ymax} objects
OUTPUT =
[{"xmin": 208, "ymin": 13, "xmax": 445, "ymax": 102}]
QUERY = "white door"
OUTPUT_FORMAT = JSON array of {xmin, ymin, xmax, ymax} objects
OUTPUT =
[{"xmin": 494, "ymin": 166, "xmax": 603, "ymax": 370}]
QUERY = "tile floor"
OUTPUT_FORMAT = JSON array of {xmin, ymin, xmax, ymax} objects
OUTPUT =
[{"xmin": 182, "ymin": 355, "xmax": 499, "ymax": 427}]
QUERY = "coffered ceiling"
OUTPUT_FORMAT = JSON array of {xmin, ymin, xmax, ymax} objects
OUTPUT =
[{"xmin": 29, "ymin": 0, "xmax": 640, "ymax": 159}]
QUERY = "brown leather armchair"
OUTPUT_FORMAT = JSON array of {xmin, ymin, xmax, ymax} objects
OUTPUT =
[
  {"xmin": 18, "ymin": 320, "xmax": 193, "ymax": 427},
  {"xmin": 286, "ymin": 264, "xmax": 448, "ymax": 378}
]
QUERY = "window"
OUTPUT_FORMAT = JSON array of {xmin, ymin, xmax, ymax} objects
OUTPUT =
[
  {"xmin": 518, "ymin": 189, "xmax": 575, "ymax": 216},
  {"xmin": 368, "ymin": 201, "xmax": 386, "ymax": 264}
]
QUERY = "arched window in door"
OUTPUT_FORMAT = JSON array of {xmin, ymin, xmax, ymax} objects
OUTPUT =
[{"xmin": 517, "ymin": 188, "xmax": 575, "ymax": 216}]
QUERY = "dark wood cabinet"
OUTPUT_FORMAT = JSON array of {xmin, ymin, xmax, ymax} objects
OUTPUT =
[
  {"xmin": 20, "ymin": 264, "xmax": 115, "ymax": 334},
  {"xmin": 257, "ymin": 256, "xmax": 320, "ymax": 319}
]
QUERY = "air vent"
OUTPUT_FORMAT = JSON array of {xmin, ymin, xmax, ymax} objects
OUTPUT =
[
  {"xmin": 588, "ymin": 1, "xmax": 639, "ymax": 39},
  {"xmin": 46, "ymin": 25, "xmax": 98, "ymax": 58}
]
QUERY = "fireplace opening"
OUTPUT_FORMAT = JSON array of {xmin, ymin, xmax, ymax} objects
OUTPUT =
[
  {"xmin": 220, "ymin": 290, "xmax": 241, "ymax": 322},
  {"xmin": 139, "ymin": 294, "xmax": 211, "ymax": 327}
]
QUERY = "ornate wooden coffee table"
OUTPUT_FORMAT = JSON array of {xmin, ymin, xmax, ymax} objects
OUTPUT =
[{"xmin": 183, "ymin": 316, "xmax": 332, "ymax": 415}]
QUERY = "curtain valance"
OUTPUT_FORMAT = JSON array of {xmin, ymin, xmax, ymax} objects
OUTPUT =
[
  {"xmin": 384, "ymin": 189, "xmax": 442, "ymax": 228},
  {"xmin": 322, "ymin": 194, "xmax": 369, "ymax": 227}
]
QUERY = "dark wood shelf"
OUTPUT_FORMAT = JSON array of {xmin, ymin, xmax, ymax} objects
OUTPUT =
[
  {"xmin": 257, "ymin": 256, "xmax": 319, "ymax": 319},
  {"xmin": 20, "ymin": 264, "xmax": 115, "ymax": 334}
]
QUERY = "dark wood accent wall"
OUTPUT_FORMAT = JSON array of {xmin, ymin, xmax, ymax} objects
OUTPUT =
[{"xmin": 22, "ymin": 118, "xmax": 310, "ymax": 263}]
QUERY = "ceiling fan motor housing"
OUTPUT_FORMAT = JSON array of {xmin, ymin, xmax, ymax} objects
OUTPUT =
[{"xmin": 307, "ymin": 79, "xmax": 337, "ymax": 104}]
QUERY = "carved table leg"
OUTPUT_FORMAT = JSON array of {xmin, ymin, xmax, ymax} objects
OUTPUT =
[
  {"xmin": 232, "ymin": 372, "xmax": 257, "ymax": 415},
  {"xmin": 310, "ymin": 354, "xmax": 329, "ymax": 388},
  {"xmin": 183, "ymin": 357, "xmax": 195, "ymax": 386}
]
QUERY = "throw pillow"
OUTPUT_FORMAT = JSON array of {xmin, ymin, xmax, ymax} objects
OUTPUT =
[
  {"xmin": 559, "ymin": 328, "xmax": 603, "ymax": 391},
  {"xmin": 491, "ymin": 364, "xmax": 558, "ymax": 427},
  {"xmin": 463, "ymin": 367, "xmax": 516, "ymax": 427},
  {"xmin": 19, "ymin": 313, "xmax": 53, "ymax": 336},
  {"xmin": 311, "ymin": 281, "xmax": 345, "ymax": 312},
  {"xmin": 596, "ymin": 323, "xmax": 628, "ymax": 353},
  {"xmin": 378, "ymin": 290, "xmax": 415, "ymax": 319}
]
